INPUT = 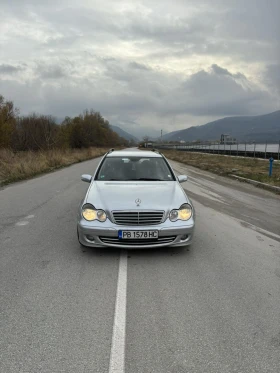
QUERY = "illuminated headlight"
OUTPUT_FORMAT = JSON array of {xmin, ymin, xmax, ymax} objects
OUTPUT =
[
  {"xmin": 82, "ymin": 204, "xmax": 107, "ymax": 222},
  {"xmin": 169, "ymin": 204, "xmax": 192, "ymax": 222}
]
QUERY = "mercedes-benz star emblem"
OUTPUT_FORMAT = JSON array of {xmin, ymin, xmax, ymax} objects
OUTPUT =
[{"xmin": 135, "ymin": 198, "xmax": 141, "ymax": 206}]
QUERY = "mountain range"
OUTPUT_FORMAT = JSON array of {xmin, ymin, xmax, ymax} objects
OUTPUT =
[
  {"xmin": 161, "ymin": 110, "xmax": 280, "ymax": 143},
  {"xmin": 110, "ymin": 125, "xmax": 139, "ymax": 142},
  {"xmin": 56, "ymin": 110, "xmax": 280, "ymax": 144}
]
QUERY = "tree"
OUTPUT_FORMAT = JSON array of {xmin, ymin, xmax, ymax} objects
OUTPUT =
[
  {"xmin": 57, "ymin": 109, "xmax": 129, "ymax": 149},
  {"xmin": 0, "ymin": 98, "xmax": 128, "ymax": 150},
  {"xmin": 13, "ymin": 114, "xmax": 58, "ymax": 151},
  {"xmin": 0, "ymin": 95, "xmax": 18, "ymax": 148}
]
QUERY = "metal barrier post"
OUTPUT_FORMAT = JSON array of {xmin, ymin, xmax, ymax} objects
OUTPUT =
[{"xmin": 269, "ymin": 157, "xmax": 274, "ymax": 176}]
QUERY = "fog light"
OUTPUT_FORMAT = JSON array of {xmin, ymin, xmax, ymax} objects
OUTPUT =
[
  {"xmin": 86, "ymin": 235, "xmax": 95, "ymax": 242},
  {"xmin": 181, "ymin": 235, "xmax": 188, "ymax": 241}
]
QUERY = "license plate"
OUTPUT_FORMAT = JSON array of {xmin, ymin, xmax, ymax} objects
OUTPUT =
[{"xmin": 118, "ymin": 230, "xmax": 158, "ymax": 239}]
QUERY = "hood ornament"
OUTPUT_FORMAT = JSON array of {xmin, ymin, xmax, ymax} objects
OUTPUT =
[{"xmin": 135, "ymin": 198, "xmax": 141, "ymax": 206}]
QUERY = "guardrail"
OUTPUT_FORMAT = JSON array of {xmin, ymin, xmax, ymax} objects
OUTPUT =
[{"xmin": 155, "ymin": 141, "xmax": 280, "ymax": 160}]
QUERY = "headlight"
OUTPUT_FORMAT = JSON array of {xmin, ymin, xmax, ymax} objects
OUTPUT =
[
  {"xmin": 169, "ymin": 209, "xmax": 179, "ymax": 221},
  {"xmin": 96, "ymin": 209, "xmax": 107, "ymax": 222},
  {"xmin": 82, "ymin": 204, "xmax": 107, "ymax": 222},
  {"xmin": 169, "ymin": 203, "xmax": 192, "ymax": 222}
]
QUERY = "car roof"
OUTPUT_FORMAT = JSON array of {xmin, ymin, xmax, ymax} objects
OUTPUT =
[{"xmin": 106, "ymin": 150, "xmax": 162, "ymax": 158}]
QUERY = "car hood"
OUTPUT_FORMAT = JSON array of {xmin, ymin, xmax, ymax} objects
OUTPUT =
[{"xmin": 86, "ymin": 181, "xmax": 189, "ymax": 211}]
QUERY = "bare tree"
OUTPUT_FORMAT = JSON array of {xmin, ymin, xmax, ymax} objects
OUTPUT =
[{"xmin": 0, "ymin": 95, "xmax": 18, "ymax": 148}]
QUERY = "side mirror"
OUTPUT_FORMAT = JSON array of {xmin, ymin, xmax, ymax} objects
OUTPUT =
[
  {"xmin": 81, "ymin": 174, "xmax": 92, "ymax": 183},
  {"xmin": 177, "ymin": 175, "xmax": 188, "ymax": 183}
]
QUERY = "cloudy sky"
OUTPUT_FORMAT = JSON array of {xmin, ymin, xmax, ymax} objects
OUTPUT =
[{"xmin": 0, "ymin": 0, "xmax": 279, "ymax": 138}]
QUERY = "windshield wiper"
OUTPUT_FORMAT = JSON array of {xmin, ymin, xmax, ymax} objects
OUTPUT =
[
  {"xmin": 108, "ymin": 179, "xmax": 134, "ymax": 181},
  {"xmin": 107, "ymin": 178, "xmax": 165, "ymax": 181},
  {"xmin": 128, "ymin": 178, "xmax": 163, "ymax": 181}
]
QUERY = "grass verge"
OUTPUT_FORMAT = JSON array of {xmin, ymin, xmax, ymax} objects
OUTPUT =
[
  {"xmin": 160, "ymin": 150, "xmax": 280, "ymax": 188},
  {"xmin": 0, "ymin": 147, "xmax": 109, "ymax": 186}
]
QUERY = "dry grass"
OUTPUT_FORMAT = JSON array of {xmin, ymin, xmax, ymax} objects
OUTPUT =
[
  {"xmin": 161, "ymin": 150, "xmax": 280, "ymax": 187},
  {"xmin": 0, "ymin": 147, "xmax": 108, "ymax": 185}
]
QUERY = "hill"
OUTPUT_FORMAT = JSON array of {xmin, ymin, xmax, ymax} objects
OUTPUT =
[
  {"xmin": 110, "ymin": 125, "xmax": 139, "ymax": 143},
  {"xmin": 162, "ymin": 110, "xmax": 280, "ymax": 143}
]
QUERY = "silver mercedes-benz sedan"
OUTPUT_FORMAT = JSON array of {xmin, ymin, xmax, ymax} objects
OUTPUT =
[{"xmin": 77, "ymin": 149, "xmax": 195, "ymax": 249}]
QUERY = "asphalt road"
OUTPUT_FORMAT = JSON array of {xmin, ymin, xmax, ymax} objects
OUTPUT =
[{"xmin": 1, "ymin": 154, "xmax": 280, "ymax": 373}]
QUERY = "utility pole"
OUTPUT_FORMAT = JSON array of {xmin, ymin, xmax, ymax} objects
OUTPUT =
[{"xmin": 161, "ymin": 129, "xmax": 163, "ymax": 142}]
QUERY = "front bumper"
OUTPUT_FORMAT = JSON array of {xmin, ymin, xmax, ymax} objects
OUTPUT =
[{"xmin": 77, "ymin": 218, "xmax": 195, "ymax": 249}]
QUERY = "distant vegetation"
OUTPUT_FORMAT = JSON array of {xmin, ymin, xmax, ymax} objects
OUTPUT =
[
  {"xmin": 0, "ymin": 94, "xmax": 132, "ymax": 185},
  {"xmin": 0, "ymin": 94, "xmax": 129, "ymax": 151}
]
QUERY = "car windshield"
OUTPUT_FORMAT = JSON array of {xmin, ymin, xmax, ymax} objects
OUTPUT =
[{"xmin": 95, "ymin": 156, "xmax": 175, "ymax": 181}]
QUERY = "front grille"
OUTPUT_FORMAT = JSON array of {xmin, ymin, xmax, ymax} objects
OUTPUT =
[
  {"xmin": 112, "ymin": 211, "xmax": 164, "ymax": 226},
  {"xmin": 99, "ymin": 236, "xmax": 176, "ymax": 246}
]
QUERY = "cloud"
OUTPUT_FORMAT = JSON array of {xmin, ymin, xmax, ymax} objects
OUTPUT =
[
  {"xmin": 158, "ymin": 65, "xmax": 276, "ymax": 118},
  {"xmin": 128, "ymin": 62, "xmax": 150, "ymax": 71},
  {"xmin": 264, "ymin": 64, "xmax": 280, "ymax": 97},
  {"xmin": 0, "ymin": 0, "xmax": 279, "ymax": 136},
  {"xmin": 1, "ymin": 62, "xmax": 277, "ymax": 137},
  {"xmin": 36, "ymin": 64, "xmax": 67, "ymax": 79},
  {"xmin": 211, "ymin": 64, "xmax": 246, "ymax": 80},
  {"xmin": 0, "ymin": 64, "xmax": 23, "ymax": 75},
  {"xmin": 211, "ymin": 65, "xmax": 232, "ymax": 76}
]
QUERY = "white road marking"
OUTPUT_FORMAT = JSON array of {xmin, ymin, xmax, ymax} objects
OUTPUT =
[
  {"xmin": 16, "ymin": 221, "xmax": 29, "ymax": 226},
  {"xmin": 238, "ymin": 220, "xmax": 280, "ymax": 241},
  {"xmin": 187, "ymin": 187, "xmax": 227, "ymax": 204},
  {"xmin": 241, "ymin": 214, "xmax": 262, "ymax": 222},
  {"xmin": 25, "ymin": 215, "xmax": 35, "ymax": 219},
  {"xmin": 109, "ymin": 250, "xmax": 128, "ymax": 373},
  {"xmin": 188, "ymin": 179, "xmax": 201, "ymax": 187}
]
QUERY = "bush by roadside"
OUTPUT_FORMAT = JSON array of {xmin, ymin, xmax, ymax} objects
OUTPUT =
[
  {"xmin": 0, "ymin": 147, "xmax": 108, "ymax": 186},
  {"xmin": 160, "ymin": 150, "xmax": 280, "ymax": 187}
]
